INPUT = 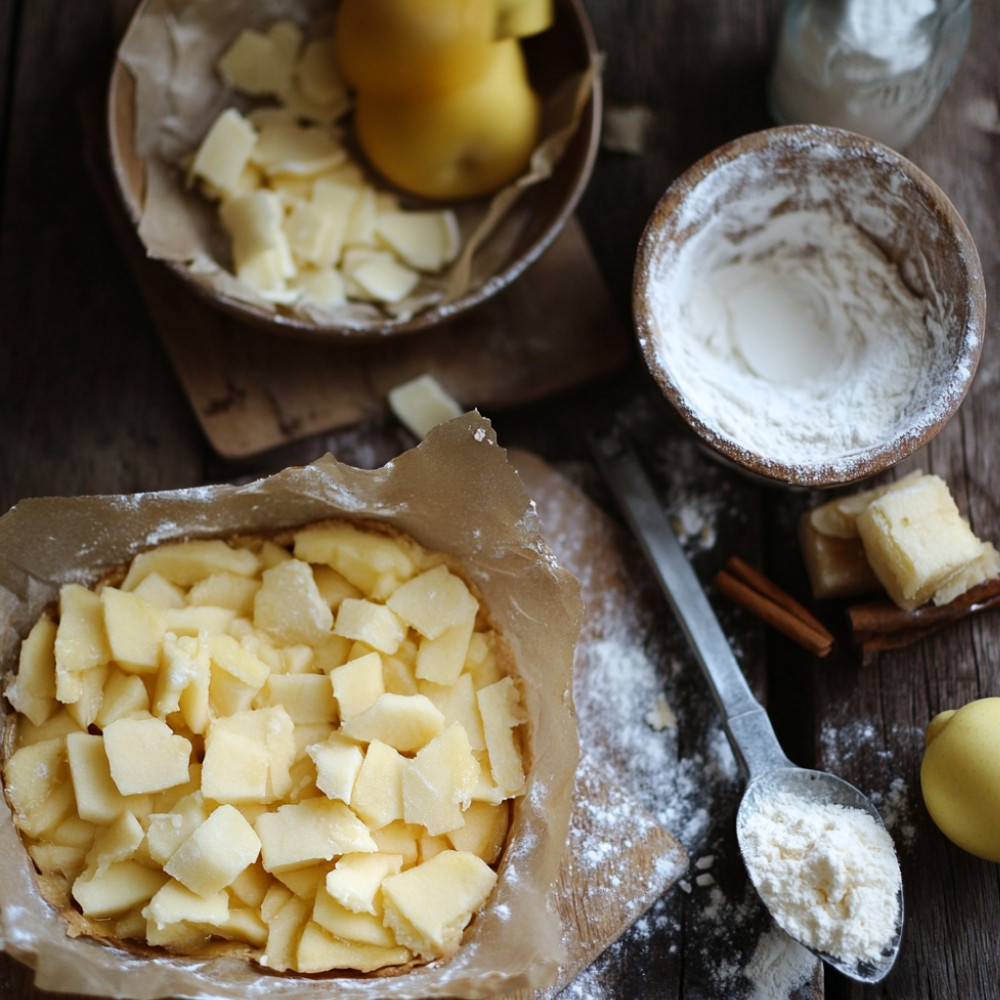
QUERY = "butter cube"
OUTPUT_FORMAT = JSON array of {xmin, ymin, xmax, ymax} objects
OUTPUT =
[
  {"xmin": 164, "ymin": 804, "xmax": 262, "ymax": 895},
  {"xmin": 386, "ymin": 564, "xmax": 479, "ymax": 641},
  {"xmin": 103, "ymin": 716, "xmax": 192, "ymax": 796},
  {"xmin": 387, "ymin": 373, "xmax": 463, "ymax": 442},
  {"xmin": 857, "ymin": 474, "xmax": 996, "ymax": 610},
  {"xmin": 381, "ymin": 850, "xmax": 497, "ymax": 959},
  {"xmin": 254, "ymin": 798, "xmax": 377, "ymax": 873},
  {"xmin": 217, "ymin": 25, "xmax": 299, "ymax": 97},
  {"xmin": 342, "ymin": 248, "xmax": 419, "ymax": 304},
  {"xmin": 251, "ymin": 120, "xmax": 346, "ymax": 177}
]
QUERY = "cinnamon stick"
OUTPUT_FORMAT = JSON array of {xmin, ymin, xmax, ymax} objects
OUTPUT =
[
  {"xmin": 848, "ymin": 575, "xmax": 1000, "ymax": 664},
  {"xmin": 714, "ymin": 555, "xmax": 835, "ymax": 658}
]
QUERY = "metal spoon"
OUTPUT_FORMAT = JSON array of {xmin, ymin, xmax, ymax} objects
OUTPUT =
[{"xmin": 589, "ymin": 427, "xmax": 903, "ymax": 984}]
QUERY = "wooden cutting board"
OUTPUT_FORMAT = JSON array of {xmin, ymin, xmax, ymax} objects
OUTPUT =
[{"xmin": 507, "ymin": 450, "xmax": 689, "ymax": 997}]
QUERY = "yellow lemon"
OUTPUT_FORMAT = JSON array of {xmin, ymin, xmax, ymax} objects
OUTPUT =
[
  {"xmin": 354, "ymin": 38, "xmax": 540, "ymax": 200},
  {"xmin": 920, "ymin": 696, "xmax": 1000, "ymax": 861},
  {"xmin": 336, "ymin": 0, "xmax": 497, "ymax": 98}
]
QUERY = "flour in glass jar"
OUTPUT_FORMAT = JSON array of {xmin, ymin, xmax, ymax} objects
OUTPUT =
[{"xmin": 647, "ymin": 205, "xmax": 948, "ymax": 472}]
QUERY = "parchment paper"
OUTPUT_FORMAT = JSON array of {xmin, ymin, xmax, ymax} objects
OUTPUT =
[
  {"xmin": 116, "ymin": 0, "xmax": 599, "ymax": 326},
  {"xmin": 0, "ymin": 412, "xmax": 583, "ymax": 999}
]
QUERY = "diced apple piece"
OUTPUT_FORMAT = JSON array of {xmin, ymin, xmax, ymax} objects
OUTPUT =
[
  {"xmin": 330, "ymin": 651, "xmax": 384, "ymax": 721},
  {"xmin": 254, "ymin": 559, "xmax": 334, "ymax": 646},
  {"xmin": 7, "ymin": 615, "xmax": 58, "ymax": 726},
  {"xmin": 94, "ymin": 668, "xmax": 150, "ymax": 727},
  {"xmin": 386, "ymin": 564, "xmax": 479, "ymax": 641},
  {"xmin": 307, "ymin": 733, "xmax": 364, "ymax": 803},
  {"xmin": 28, "ymin": 842, "xmax": 89, "ymax": 884},
  {"xmin": 477, "ymin": 677, "xmax": 526, "ymax": 796},
  {"xmin": 67, "ymin": 731, "xmax": 138, "ymax": 825},
  {"xmin": 164, "ymin": 804, "xmax": 262, "ymax": 895},
  {"xmin": 103, "ymin": 716, "xmax": 192, "ymax": 796},
  {"xmin": 421, "ymin": 672, "xmax": 486, "ymax": 751},
  {"xmin": 465, "ymin": 629, "xmax": 505, "ymax": 687},
  {"xmin": 190, "ymin": 108, "xmax": 258, "ymax": 197},
  {"xmin": 154, "ymin": 632, "xmax": 209, "ymax": 723},
  {"xmin": 208, "ymin": 632, "xmax": 270, "ymax": 690},
  {"xmin": 228, "ymin": 862, "xmax": 273, "ymax": 909},
  {"xmin": 201, "ymin": 706, "xmax": 295, "ymax": 804},
  {"xmin": 446, "ymin": 799, "xmax": 510, "ymax": 864},
  {"xmin": 72, "ymin": 860, "xmax": 168, "ymax": 918},
  {"xmin": 64, "ymin": 663, "xmax": 108, "ymax": 730},
  {"xmin": 163, "ymin": 604, "xmax": 236, "ymax": 637},
  {"xmin": 370, "ymin": 821, "xmax": 420, "ymax": 868},
  {"xmin": 3, "ymin": 737, "xmax": 74, "ymax": 837},
  {"xmin": 323, "ymin": 852, "xmax": 403, "ymax": 916},
  {"xmin": 56, "ymin": 583, "xmax": 111, "ymax": 676},
  {"xmin": 122, "ymin": 538, "xmax": 260, "ymax": 591},
  {"xmin": 341, "ymin": 693, "xmax": 445, "ymax": 752},
  {"xmin": 101, "ymin": 588, "xmax": 166, "ymax": 674},
  {"xmin": 296, "ymin": 919, "xmax": 413, "ymax": 974},
  {"xmin": 87, "ymin": 811, "xmax": 146, "ymax": 871},
  {"xmin": 403, "ymin": 723, "xmax": 480, "ymax": 835},
  {"xmin": 186, "ymin": 572, "xmax": 260, "ymax": 615},
  {"xmin": 260, "ymin": 893, "xmax": 312, "ymax": 972},
  {"xmin": 254, "ymin": 797, "xmax": 377, "ymax": 872},
  {"xmin": 334, "ymin": 598, "xmax": 406, "ymax": 654},
  {"xmin": 415, "ymin": 614, "xmax": 476, "ymax": 686},
  {"xmin": 381, "ymin": 850, "xmax": 498, "ymax": 959},
  {"xmin": 349, "ymin": 740, "xmax": 406, "ymax": 828},
  {"xmin": 272, "ymin": 863, "xmax": 328, "ymax": 899},
  {"xmin": 131, "ymin": 571, "xmax": 186, "ymax": 610},
  {"xmin": 214, "ymin": 906, "xmax": 269, "ymax": 947},
  {"xmin": 262, "ymin": 673, "xmax": 336, "ymax": 724},
  {"xmin": 313, "ymin": 890, "xmax": 398, "ymax": 946},
  {"xmin": 143, "ymin": 879, "xmax": 229, "ymax": 931},
  {"xmin": 376, "ymin": 209, "xmax": 460, "ymax": 272},
  {"xmin": 217, "ymin": 25, "xmax": 299, "ymax": 97},
  {"xmin": 294, "ymin": 522, "xmax": 415, "ymax": 599}
]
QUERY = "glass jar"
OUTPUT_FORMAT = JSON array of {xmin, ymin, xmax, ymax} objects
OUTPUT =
[{"xmin": 768, "ymin": 0, "xmax": 972, "ymax": 149}]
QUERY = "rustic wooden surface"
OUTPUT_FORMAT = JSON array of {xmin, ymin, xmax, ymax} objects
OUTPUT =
[{"xmin": 2, "ymin": 1, "xmax": 999, "ymax": 999}]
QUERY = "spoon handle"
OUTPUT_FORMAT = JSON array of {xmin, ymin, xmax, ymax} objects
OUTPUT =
[{"xmin": 589, "ymin": 427, "xmax": 791, "ymax": 778}]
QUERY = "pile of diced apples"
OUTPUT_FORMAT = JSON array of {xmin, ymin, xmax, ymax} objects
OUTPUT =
[
  {"xmin": 3, "ymin": 519, "xmax": 527, "ymax": 974},
  {"xmin": 189, "ymin": 21, "xmax": 461, "ymax": 309}
]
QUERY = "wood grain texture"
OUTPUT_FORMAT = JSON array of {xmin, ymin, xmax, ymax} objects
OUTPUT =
[{"xmin": 2, "ymin": 0, "xmax": 999, "ymax": 997}]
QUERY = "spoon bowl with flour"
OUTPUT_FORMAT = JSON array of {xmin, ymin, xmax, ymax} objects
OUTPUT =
[{"xmin": 590, "ymin": 428, "xmax": 903, "ymax": 984}]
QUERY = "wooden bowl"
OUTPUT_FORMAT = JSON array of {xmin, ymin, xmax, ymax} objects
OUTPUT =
[
  {"xmin": 107, "ymin": 0, "xmax": 601, "ymax": 341},
  {"xmin": 633, "ymin": 125, "xmax": 986, "ymax": 489}
]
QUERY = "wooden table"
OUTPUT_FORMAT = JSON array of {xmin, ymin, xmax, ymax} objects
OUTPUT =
[{"xmin": 2, "ymin": 1, "xmax": 999, "ymax": 998}]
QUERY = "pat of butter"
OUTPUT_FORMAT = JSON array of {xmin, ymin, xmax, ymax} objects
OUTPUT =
[
  {"xmin": 190, "ymin": 108, "xmax": 257, "ymax": 197},
  {"xmin": 343, "ymin": 249, "xmax": 420, "ymax": 304},
  {"xmin": 251, "ymin": 121, "xmax": 347, "ymax": 177}
]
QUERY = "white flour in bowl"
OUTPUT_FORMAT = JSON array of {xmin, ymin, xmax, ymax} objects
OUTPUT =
[{"xmin": 648, "ymin": 205, "xmax": 945, "ymax": 471}]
